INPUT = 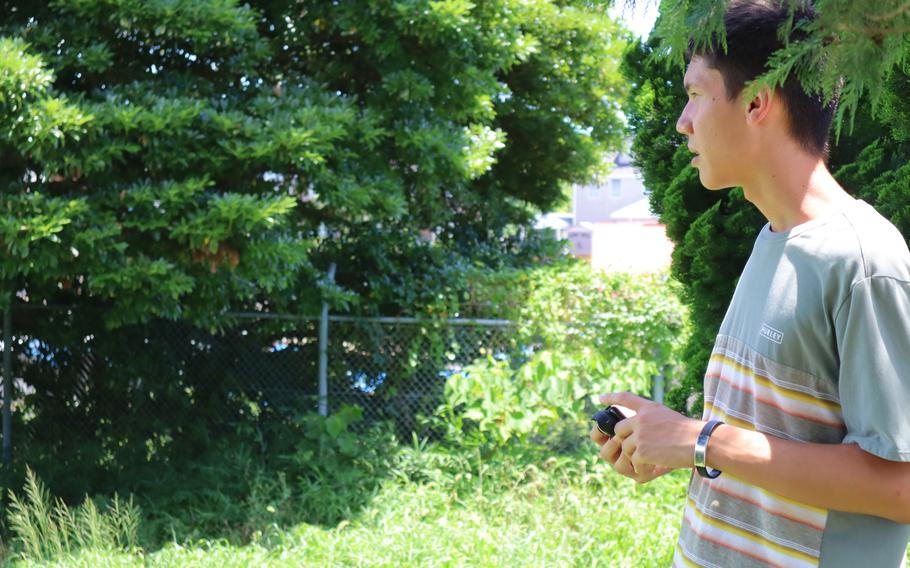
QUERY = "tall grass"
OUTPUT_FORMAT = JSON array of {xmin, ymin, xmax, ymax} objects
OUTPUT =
[
  {"xmin": 6, "ymin": 468, "xmax": 140, "ymax": 564},
  {"xmin": 3, "ymin": 446, "xmax": 691, "ymax": 567},
  {"xmin": 223, "ymin": 453, "xmax": 685, "ymax": 567}
]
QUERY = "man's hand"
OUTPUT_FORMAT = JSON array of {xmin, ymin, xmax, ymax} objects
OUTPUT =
[
  {"xmin": 589, "ymin": 410, "xmax": 673, "ymax": 483},
  {"xmin": 589, "ymin": 392, "xmax": 706, "ymax": 482}
]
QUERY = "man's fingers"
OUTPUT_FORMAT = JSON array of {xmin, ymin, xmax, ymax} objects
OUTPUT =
[
  {"xmin": 599, "ymin": 391, "xmax": 648, "ymax": 411},
  {"xmin": 621, "ymin": 432, "xmax": 638, "ymax": 464},
  {"xmin": 590, "ymin": 424, "xmax": 609, "ymax": 445},
  {"xmin": 600, "ymin": 437, "xmax": 621, "ymax": 464},
  {"xmin": 633, "ymin": 463, "xmax": 656, "ymax": 483},
  {"xmin": 598, "ymin": 440, "xmax": 616, "ymax": 463},
  {"xmin": 612, "ymin": 412, "xmax": 638, "ymax": 439},
  {"xmin": 591, "ymin": 395, "xmax": 666, "ymax": 485},
  {"xmin": 631, "ymin": 452, "xmax": 649, "ymax": 473},
  {"xmin": 614, "ymin": 452, "xmax": 637, "ymax": 476}
]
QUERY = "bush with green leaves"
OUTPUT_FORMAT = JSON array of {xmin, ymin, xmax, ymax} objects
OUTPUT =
[
  {"xmin": 0, "ymin": 399, "xmax": 402, "ymax": 553},
  {"xmin": 438, "ymin": 263, "xmax": 689, "ymax": 449},
  {"xmin": 0, "ymin": 0, "xmax": 633, "ymax": 522},
  {"xmin": 464, "ymin": 260, "xmax": 687, "ymax": 358},
  {"xmin": 0, "ymin": 0, "xmax": 630, "ymax": 324},
  {"xmin": 127, "ymin": 404, "xmax": 400, "ymax": 544}
]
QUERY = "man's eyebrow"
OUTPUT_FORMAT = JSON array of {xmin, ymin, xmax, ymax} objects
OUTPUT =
[{"xmin": 683, "ymin": 79, "xmax": 696, "ymax": 92}]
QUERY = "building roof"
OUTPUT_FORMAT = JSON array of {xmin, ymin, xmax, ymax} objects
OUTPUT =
[
  {"xmin": 535, "ymin": 212, "xmax": 573, "ymax": 231},
  {"xmin": 614, "ymin": 151, "xmax": 633, "ymax": 167}
]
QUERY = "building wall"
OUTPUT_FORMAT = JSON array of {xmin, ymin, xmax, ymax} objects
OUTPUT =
[
  {"xmin": 589, "ymin": 222, "xmax": 674, "ymax": 274},
  {"xmin": 566, "ymin": 221, "xmax": 673, "ymax": 274},
  {"xmin": 564, "ymin": 152, "xmax": 672, "ymax": 273},
  {"xmin": 566, "ymin": 227, "xmax": 593, "ymax": 257},
  {"xmin": 572, "ymin": 165, "xmax": 648, "ymax": 224}
]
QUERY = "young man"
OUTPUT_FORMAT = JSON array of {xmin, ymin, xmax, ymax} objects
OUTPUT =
[{"xmin": 589, "ymin": 2, "xmax": 910, "ymax": 567}]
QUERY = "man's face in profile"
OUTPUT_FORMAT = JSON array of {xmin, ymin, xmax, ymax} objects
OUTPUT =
[{"xmin": 676, "ymin": 56, "xmax": 751, "ymax": 190}]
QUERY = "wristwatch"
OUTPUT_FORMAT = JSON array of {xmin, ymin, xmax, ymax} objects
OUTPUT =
[{"xmin": 694, "ymin": 420, "xmax": 724, "ymax": 478}]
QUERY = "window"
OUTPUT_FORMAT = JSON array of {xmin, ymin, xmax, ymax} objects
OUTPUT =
[{"xmin": 611, "ymin": 178, "xmax": 622, "ymax": 198}]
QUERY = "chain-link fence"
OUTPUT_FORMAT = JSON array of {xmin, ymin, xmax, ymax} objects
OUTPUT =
[
  {"xmin": 0, "ymin": 307, "xmax": 516, "ymax": 469},
  {"xmin": 326, "ymin": 315, "xmax": 515, "ymax": 433}
]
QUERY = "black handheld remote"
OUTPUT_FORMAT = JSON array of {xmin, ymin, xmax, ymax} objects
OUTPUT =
[{"xmin": 591, "ymin": 406, "xmax": 628, "ymax": 437}]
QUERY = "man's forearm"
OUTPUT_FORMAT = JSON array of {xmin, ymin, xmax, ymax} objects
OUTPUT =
[{"xmin": 708, "ymin": 425, "xmax": 910, "ymax": 524}]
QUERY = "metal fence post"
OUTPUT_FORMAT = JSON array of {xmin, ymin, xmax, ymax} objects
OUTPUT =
[
  {"xmin": 317, "ymin": 263, "xmax": 336, "ymax": 417},
  {"xmin": 3, "ymin": 305, "xmax": 12, "ymax": 465},
  {"xmin": 652, "ymin": 366, "xmax": 666, "ymax": 405},
  {"xmin": 652, "ymin": 347, "xmax": 665, "ymax": 405}
]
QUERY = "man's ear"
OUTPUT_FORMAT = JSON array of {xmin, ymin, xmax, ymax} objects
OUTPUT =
[{"xmin": 745, "ymin": 86, "xmax": 774, "ymax": 125}]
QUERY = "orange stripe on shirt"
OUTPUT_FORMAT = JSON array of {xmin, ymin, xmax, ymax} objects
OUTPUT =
[
  {"xmin": 674, "ymin": 542, "xmax": 701, "ymax": 568},
  {"xmin": 686, "ymin": 497, "xmax": 819, "ymax": 564},
  {"xmin": 700, "ymin": 478, "xmax": 826, "ymax": 532},
  {"xmin": 682, "ymin": 512, "xmax": 782, "ymax": 567},
  {"xmin": 709, "ymin": 353, "xmax": 841, "ymax": 411},
  {"xmin": 705, "ymin": 371, "xmax": 845, "ymax": 429}
]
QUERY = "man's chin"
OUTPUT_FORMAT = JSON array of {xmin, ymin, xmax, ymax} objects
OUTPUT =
[
  {"xmin": 697, "ymin": 174, "xmax": 722, "ymax": 191},
  {"xmin": 697, "ymin": 171, "xmax": 733, "ymax": 191}
]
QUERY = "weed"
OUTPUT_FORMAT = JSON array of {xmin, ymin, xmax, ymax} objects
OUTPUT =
[{"xmin": 6, "ymin": 468, "xmax": 140, "ymax": 564}]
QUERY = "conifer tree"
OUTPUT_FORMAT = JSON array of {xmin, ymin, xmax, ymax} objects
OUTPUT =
[{"xmin": 0, "ymin": 0, "xmax": 629, "ymax": 325}]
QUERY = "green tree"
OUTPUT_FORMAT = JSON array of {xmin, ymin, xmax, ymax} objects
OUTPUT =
[
  {"xmin": 0, "ymin": 0, "xmax": 629, "ymax": 324},
  {"xmin": 0, "ymin": 0, "xmax": 633, "ymax": 507},
  {"xmin": 835, "ymin": 61, "xmax": 910, "ymax": 238},
  {"xmin": 653, "ymin": 0, "xmax": 910, "ymax": 136}
]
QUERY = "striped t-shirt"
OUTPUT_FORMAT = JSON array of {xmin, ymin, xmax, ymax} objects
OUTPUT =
[{"xmin": 674, "ymin": 199, "xmax": 910, "ymax": 568}]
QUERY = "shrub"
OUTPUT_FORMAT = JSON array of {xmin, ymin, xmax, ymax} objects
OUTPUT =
[
  {"xmin": 438, "ymin": 263, "xmax": 689, "ymax": 450},
  {"xmin": 465, "ymin": 260, "xmax": 688, "ymax": 360},
  {"xmin": 132, "ymin": 404, "xmax": 399, "ymax": 544}
]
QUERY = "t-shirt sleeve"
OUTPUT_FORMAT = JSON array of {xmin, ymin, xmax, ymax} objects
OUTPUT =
[{"xmin": 835, "ymin": 276, "xmax": 910, "ymax": 462}]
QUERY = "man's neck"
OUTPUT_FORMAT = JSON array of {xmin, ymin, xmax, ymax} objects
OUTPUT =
[{"xmin": 741, "ymin": 146, "xmax": 853, "ymax": 233}]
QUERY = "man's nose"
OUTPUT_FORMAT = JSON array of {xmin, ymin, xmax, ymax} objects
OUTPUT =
[{"xmin": 676, "ymin": 109, "xmax": 692, "ymax": 135}]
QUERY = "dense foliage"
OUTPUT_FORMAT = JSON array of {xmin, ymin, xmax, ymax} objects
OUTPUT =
[
  {"xmin": 0, "ymin": 264, "xmax": 690, "ymax": 564},
  {"xmin": 652, "ymin": 0, "xmax": 910, "ymax": 137},
  {"xmin": 0, "ymin": 0, "xmax": 628, "ymax": 323},
  {"xmin": 836, "ymin": 62, "xmax": 910, "ymax": 238},
  {"xmin": 440, "ymin": 264, "xmax": 688, "ymax": 448},
  {"xmin": 0, "ymin": 0, "xmax": 631, "ymax": 532},
  {"xmin": 3, "ymin": 437, "xmax": 692, "ymax": 566}
]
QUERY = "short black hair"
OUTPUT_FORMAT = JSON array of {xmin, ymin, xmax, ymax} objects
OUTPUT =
[{"xmin": 687, "ymin": 0, "xmax": 837, "ymax": 157}]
